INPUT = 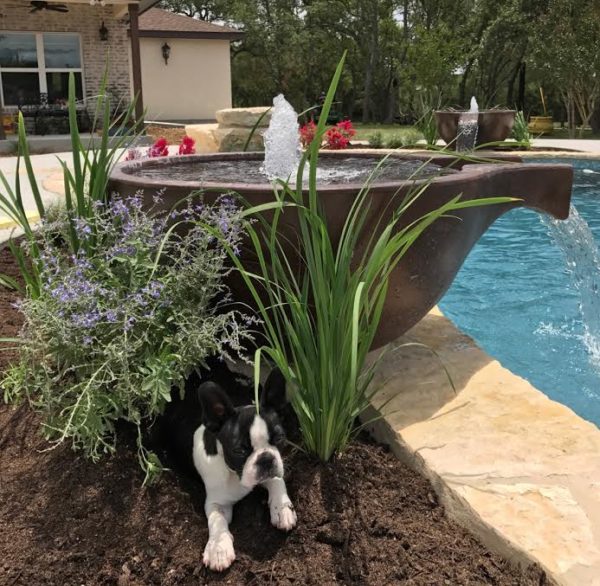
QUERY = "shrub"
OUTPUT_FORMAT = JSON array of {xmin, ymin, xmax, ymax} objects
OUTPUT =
[
  {"xmin": 368, "ymin": 131, "xmax": 384, "ymax": 148},
  {"xmin": 415, "ymin": 108, "xmax": 439, "ymax": 147},
  {"xmin": 511, "ymin": 111, "xmax": 532, "ymax": 149},
  {"xmin": 385, "ymin": 133, "xmax": 405, "ymax": 149},
  {"xmin": 401, "ymin": 128, "xmax": 423, "ymax": 147},
  {"xmin": 2, "ymin": 194, "xmax": 254, "ymax": 483},
  {"xmin": 386, "ymin": 130, "xmax": 422, "ymax": 149}
]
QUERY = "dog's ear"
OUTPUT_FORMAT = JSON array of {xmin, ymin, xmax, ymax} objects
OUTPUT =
[
  {"xmin": 197, "ymin": 381, "xmax": 235, "ymax": 432},
  {"xmin": 260, "ymin": 368, "xmax": 287, "ymax": 412}
]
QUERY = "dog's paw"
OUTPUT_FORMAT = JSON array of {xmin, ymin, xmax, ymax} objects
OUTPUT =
[
  {"xmin": 203, "ymin": 532, "xmax": 235, "ymax": 572},
  {"xmin": 270, "ymin": 502, "xmax": 297, "ymax": 531}
]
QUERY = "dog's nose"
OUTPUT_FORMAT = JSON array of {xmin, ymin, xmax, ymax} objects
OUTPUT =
[{"xmin": 256, "ymin": 452, "xmax": 274, "ymax": 473}]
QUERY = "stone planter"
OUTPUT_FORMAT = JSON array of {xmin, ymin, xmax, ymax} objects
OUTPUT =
[
  {"xmin": 435, "ymin": 110, "xmax": 517, "ymax": 148},
  {"xmin": 528, "ymin": 116, "xmax": 554, "ymax": 135},
  {"xmin": 185, "ymin": 107, "xmax": 272, "ymax": 153}
]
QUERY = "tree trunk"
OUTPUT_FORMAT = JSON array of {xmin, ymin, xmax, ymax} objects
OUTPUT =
[
  {"xmin": 591, "ymin": 106, "xmax": 600, "ymax": 134},
  {"xmin": 517, "ymin": 62, "xmax": 526, "ymax": 112},
  {"xmin": 458, "ymin": 61, "xmax": 473, "ymax": 107},
  {"xmin": 361, "ymin": 4, "xmax": 379, "ymax": 123}
]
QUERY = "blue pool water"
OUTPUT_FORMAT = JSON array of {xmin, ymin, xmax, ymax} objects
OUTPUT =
[{"xmin": 439, "ymin": 158, "xmax": 600, "ymax": 427}]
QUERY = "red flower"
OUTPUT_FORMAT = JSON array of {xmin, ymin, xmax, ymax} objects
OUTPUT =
[
  {"xmin": 299, "ymin": 120, "xmax": 317, "ymax": 148},
  {"xmin": 336, "ymin": 119, "xmax": 356, "ymax": 139},
  {"xmin": 178, "ymin": 135, "xmax": 196, "ymax": 155},
  {"xmin": 325, "ymin": 127, "xmax": 350, "ymax": 150},
  {"xmin": 147, "ymin": 137, "xmax": 169, "ymax": 158},
  {"xmin": 124, "ymin": 148, "xmax": 142, "ymax": 161}
]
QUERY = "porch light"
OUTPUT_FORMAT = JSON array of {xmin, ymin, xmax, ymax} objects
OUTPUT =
[
  {"xmin": 161, "ymin": 42, "xmax": 171, "ymax": 65},
  {"xmin": 99, "ymin": 21, "xmax": 109, "ymax": 42}
]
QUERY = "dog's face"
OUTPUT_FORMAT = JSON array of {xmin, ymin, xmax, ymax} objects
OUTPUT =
[{"xmin": 198, "ymin": 368, "xmax": 288, "ymax": 488}]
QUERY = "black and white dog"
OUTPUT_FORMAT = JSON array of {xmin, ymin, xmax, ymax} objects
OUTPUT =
[{"xmin": 158, "ymin": 361, "xmax": 297, "ymax": 572}]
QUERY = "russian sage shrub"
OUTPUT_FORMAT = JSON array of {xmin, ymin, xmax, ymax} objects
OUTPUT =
[{"xmin": 2, "ymin": 193, "xmax": 253, "ymax": 482}]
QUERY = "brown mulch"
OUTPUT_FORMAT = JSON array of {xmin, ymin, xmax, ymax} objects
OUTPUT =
[
  {"xmin": 145, "ymin": 125, "xmax": 187, "ymax": 146},
  {"xmin": 0, "ymin": 244, "xmax": 549, "ymax": 585}
]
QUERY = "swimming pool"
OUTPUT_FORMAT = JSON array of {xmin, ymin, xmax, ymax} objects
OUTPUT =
[{"xmin": 439, "ymin": 157, "xmax": 600, "ymax": 427}]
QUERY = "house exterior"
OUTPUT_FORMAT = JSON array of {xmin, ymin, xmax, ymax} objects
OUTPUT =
[
  {"xmin": 138, "ymin": 8, "xmax": 243, "ymax": 122},
  {"xmin": 0, "ymin": 1, "xmax": 240, "ymax": 133}
]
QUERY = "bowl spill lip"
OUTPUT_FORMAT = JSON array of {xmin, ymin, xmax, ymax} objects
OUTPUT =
[{"xmin": 110, "ymin": 150, "xmax": 570, "ymax": 195}]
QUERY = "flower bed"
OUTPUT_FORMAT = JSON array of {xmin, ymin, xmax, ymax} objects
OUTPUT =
[{"xmin": 0, "ymin": 255, "xmax": 547, "ymax": 584}]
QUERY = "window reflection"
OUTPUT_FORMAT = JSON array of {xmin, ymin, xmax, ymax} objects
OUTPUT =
[
  {"xmin": 43, "ymin": 34, "xmax": 81, "ymax": 69},
  {"xmin": 2, "ymin": 72, "xmax": 40, "ymax": 105},
  {"xmin": 0, "ymin": 33, "xmax": 38, "ymax": 68},
  {"xmin": 47, "ymin": 72, "xmax": 83, "ymax": 104}
]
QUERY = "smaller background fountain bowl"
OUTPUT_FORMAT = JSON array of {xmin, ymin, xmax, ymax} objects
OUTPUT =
[{"xmin": 435, "ymin": 110, "xmax": 517, "ymax": 147}]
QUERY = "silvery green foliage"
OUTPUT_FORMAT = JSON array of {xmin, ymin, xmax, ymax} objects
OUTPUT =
[{"xmin": 2, "ymin": 193, "xmax": 254, "ymax": 483}]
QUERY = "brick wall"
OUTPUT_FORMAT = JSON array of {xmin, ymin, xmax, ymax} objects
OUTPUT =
[{"xmin": 0, "ymin": 2, "xmax": 132, "ymax": 104}]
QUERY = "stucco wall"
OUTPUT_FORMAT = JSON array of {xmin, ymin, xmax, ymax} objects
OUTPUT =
[
  {"xmin": 140, "ymin": 37, "xmax": 232, "ymax": 121},
  {"xmin": 0, "ymin": 2, "xmax": 131, "ymax": 104}
]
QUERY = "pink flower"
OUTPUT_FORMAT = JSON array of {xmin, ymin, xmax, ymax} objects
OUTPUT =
[
  {"xmin": 147, "ymin": 137, "xmax": 169, "ymax": 158},
  {"xmin": 178, "ymin": 135, "xmax": 196, "ymax": 155}
]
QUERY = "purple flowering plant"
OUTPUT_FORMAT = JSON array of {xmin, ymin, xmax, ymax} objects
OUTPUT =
[{"xmin": 3, "ymin": 193, "xmax": 255, "ymax": 482}]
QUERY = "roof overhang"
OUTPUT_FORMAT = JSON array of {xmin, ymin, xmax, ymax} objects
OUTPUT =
[
  {"xmin": 137, "ymin": 29, "xmax": 244, "ymax": 41},
  {"xmin": 56, "ymin": 0, "xmax": 161, "ymax": 18}
]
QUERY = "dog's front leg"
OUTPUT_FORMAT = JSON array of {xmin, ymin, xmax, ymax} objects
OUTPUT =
[
  {"xmin": 203, "ymin": 501, "xmax": 235, "ymax": 571},
  {"xmin": 262, "ymin": 477, "xmax": 297, "ymax": 531}
]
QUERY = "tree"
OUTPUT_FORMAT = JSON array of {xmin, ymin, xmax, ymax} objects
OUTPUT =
[
  {"xmin": 528, "ymin": 0, "xmax": 600, "ymax": 136},
  {"xmin": 159, "ymin": 0, "xmax": 228, "ymax": 20}
]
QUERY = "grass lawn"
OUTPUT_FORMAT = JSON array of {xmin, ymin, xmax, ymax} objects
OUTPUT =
[{"xmin": 353, "ymin": 123, "xmax": 419, "ymax": 142}]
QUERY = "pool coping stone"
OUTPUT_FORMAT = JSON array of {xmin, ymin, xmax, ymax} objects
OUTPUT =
[{"xmin": 362, "ymin": 307, "xmax": 600, "ymax": 586}]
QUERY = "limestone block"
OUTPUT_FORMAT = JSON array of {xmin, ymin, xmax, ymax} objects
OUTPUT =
[
  {"xmin": 185, "ymin": 123, "xmax": 219, "ymax": 153},
  {"xmin": 214, "ymin": 127, "xmax": 265, "ymax": 152},
  {"xmin": 215, "ymin": 107, "xmax": 271, "ymax": 129}
]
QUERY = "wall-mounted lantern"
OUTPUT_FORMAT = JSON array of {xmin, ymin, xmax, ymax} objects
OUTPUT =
[
  {"xmin": 99, "ymin": 21, "xmax": 109, "ymax": 42},
  {"xmin": 161, "ymin": 42, "xmax": 171, "ymax": 65}
]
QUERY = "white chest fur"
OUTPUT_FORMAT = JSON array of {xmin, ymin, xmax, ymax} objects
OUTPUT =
[{"xmin": 192, "ymin": 425, "xmax": 251, "ymax": 505}]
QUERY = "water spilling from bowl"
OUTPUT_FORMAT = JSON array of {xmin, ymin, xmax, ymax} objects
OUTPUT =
[{"xmin": 542, "ymin": 205, "xmax": 600, "ymax": 368}]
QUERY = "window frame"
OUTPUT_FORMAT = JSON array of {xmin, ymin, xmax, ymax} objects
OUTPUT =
[{"xmin": 0, "ymin": 31, "xmax": 85, "ymax": 107}]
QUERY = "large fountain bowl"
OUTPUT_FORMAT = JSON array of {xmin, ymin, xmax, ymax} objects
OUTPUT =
[
  {"xmin": 109, "ymin": 151, "xmax": 572, "ymax": 349},
  {"xmin": 435, "ymin": 110, "xmax": 517, "ymax": 148}
]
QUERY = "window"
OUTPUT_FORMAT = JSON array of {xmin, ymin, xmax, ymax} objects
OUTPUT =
[{"xmin": 0, "ymin": 32, "xmax": 84, "ymax": 107}]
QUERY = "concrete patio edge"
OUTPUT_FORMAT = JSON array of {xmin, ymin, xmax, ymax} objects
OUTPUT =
[{"xmin": 362, "ymin": 307, "xmax": 600, "ymax": 586}]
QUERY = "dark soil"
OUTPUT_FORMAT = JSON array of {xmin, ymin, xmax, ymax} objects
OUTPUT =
[{"xmin": 0, "ymin": 243, "xmax": 549, "ymax": 585}]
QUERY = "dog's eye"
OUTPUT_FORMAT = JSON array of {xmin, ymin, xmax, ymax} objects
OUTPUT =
[
  {"xmin": 233, "ymin": 444, "xmax": 250, "ymax": 457},
  {"xmin": 271, "ymin": 431, "xmax": 285, "ymax": 446}
]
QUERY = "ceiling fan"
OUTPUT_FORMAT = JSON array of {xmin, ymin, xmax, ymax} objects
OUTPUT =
[{"xmin": 30, "ymin": 1, "xmax": 69, "ymax": 12}]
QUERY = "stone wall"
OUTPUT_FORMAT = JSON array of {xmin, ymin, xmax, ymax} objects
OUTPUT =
[{"xmin": 0, "ymin": 2, "xmax": 131, "ymax": 104}]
